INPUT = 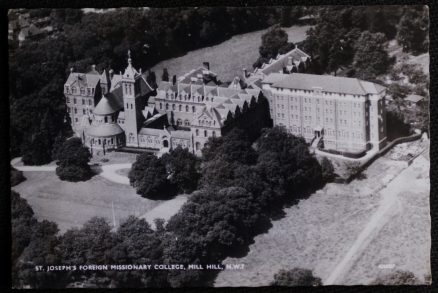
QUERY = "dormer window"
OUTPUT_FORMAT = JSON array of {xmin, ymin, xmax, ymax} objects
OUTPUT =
[{"xmin": 87, "ymin": 88, "xmax": 91, "ymax": 96}]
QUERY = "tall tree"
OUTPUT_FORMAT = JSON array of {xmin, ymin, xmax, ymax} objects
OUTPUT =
[
  {"xmin": 397, "ymin": 6, "xmax": 429, "ymax": 54},
  {"xmin": 55, "ymin": 137, "xmax": 92, "ymax": 181}
]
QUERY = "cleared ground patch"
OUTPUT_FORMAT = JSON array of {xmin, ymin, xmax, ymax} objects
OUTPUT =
[
  {"xmin": 150, "ymin": 25, "xmax": 311, "ymax": 82},
  {"xmin": 12, "ymin": 171, "xmax": 160, "ymax": 233},
  {"xmin": 215, "ymin": 140, "xmax": 430, "ymax": 286}
]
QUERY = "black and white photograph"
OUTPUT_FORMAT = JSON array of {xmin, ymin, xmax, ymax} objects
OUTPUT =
[{"xmin": 8, "ymin": 5, "xmax": 431, "ymax": 288}]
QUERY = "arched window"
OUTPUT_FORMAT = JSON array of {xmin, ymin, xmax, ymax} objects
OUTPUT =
[
  {"xmin": 185, "ymin": 105, "xmax": 189, "ymax": 112},
  {"xmin": 204, "ymin": 130, "xmax": 207, "ymax": 137},
  {"xmin": 195, "ymin": 129, "xmax": 199, "ymax": 136},
  {"xmin": 192, "ymin": 106, "xmax": 196, "ymax": 113},
  {"xmin": 172, "ymin": 104, "xmax": 176, "ymax": 110}
]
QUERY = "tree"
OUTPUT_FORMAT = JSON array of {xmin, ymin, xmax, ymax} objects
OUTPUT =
[
  {"xmin": 161, "ymin": 68, "xmax": 169, "ymax": 82},
  {"xmin": 161, "ymin": 146, "xmax": 200, "ymax": 193},
  {"xmin": 253, "ymin": 25, "xmax": 294, "ymax": 68},
  {"xmin": 397, "ymin": 6, "xmax": 429, "ymax": 54},
  {"xmin": 128, "ymin": 153, "xmax": 173, "ymax": 199},
  {"xmin": 352, "ymin": 31, "xmax": 391, "ymax": 80},
  {"xmin": 56, "ymin": 138, "xmax": 92, "ymax": 181},
  {"xmin": 271, "ymin": 268, "xmax": 322, "ymax": 286}
]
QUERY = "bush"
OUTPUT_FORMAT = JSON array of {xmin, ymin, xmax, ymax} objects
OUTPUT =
[
  {"xmin": 55, "ymin": 138, "xmax": 92, "ymax": 182},
  {"xmin": 11, "ymin": 167, "xmax": 26, "ymax": 186},
  {"xmin": 271, "ymin": 268, "xmax": 322, "ymax": 286},
  {"xmin": 128, "ymin": 153, "xmax": 174, "ymax": 199}
]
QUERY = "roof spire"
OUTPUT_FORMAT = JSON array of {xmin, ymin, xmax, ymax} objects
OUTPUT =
[{"xmin": 127, "ymin": 49, "xmax": 132, "ymax": 65}]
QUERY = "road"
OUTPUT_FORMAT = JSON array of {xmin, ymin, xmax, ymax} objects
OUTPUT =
[{"xmin": 11, "ymin": 157, "xmax": 132, "ymax": 185}]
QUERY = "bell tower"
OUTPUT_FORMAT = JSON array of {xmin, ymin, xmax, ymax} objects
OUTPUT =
[{"xmin": 122, "ymin": 50, "xmax": 140, "ymax": 147}]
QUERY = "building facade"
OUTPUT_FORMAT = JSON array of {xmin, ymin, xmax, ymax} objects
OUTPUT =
[
  {"xmin": 64, "ymin": 47, "xmax": 387, "ymax": 156},
  {"xmin": 260, "ymin": 73, "xmax": 387, "ymax": 152}
]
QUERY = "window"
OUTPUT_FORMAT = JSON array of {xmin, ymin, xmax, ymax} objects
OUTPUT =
[
  {"xmin": 212, "ymin": 131, "xmax": 216, "ymax": 137},
  {"xmin": 66, "ymin": 97, "xmax": 70, "ymax": 103},
  {"xmin": 83, "ymin": 109, "xmax": 86, "ymax": 115},
  {"xmin": 186, "ymin": 105, "xmax": 189, "ymax": 112},
  {"xmin": 75, "ymin": 117, "xmax": 78, "ymax": 123},
  {"xmin": 82, "ymin": 99, "xmax": 85, "ymax": 105},
  {"xmin": 179, "ymin": 105, "xmax": 182, "ymax": 111},
  {"xmin": 177, "ymin": 119, "xmax": 182, "ymax": 126},
  {"xmin": 72, "ymin": 86, "xmax": 76, "ymax": 94},
  {"xmin": 172, "ymin": 104, "xmax": 176, "ymax": 111},
  {"xmin": 65, "ymin": 86, "xmax": 69, "ymax": 93},
  {"xmin": 160, "ymin": 103, "xmax": 163, "ymax": 109},
  {"xmin": 184, "ymin": 119, "xmax": 190, "ymax": 126},
  {"xmin": 89, "ymin": 100, "xmax": 92, "ymax": 106},
  {"xmin": 105, "ymin": 116, "xmax": 108, "ymax": 123},
  {"xmin": 74, "ymin": 98, "xmax": 77, "ymax": 104},
  {"xmin": 166, "ymin": 103, "xmax": 169, "ymax": 110},
  {"xmin": 80, "ymin": 87, "xmax": 85, "ymax": 95},
  {"xmin": 204, "ymin": 130, "xmax": 207, "ymax": 137},
  {"xmin": 74, "ymin": 108, "xmax": 77, "ymax": 114},
  {"xmin": 195, "ymin": 129, "xmax": 199, "ymax": 136},
  {"xmin": 192, "ymin": 106, "xmax": 196, "ymax": 113},
  {"xmin": 131, "ymin": 104, "xmax": 133, "ymax": 110},
  {"xmin": 87, "ymin": 88, "xmax": 91, "ymax": 96}
]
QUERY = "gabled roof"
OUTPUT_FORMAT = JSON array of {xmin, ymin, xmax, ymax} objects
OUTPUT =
[
  {"xmin": 135, "ymin": 75, "xmax": 154, "ymax": 97},
  {"xmin": 271, "ymin": 73, "xmax": 386, "ymax": 96},
  {"xmin": 65, "ymin": 72, "xmax": 101, "ymax": 88},
  {"xmin": 94, "ymin": 95, "xmax": 122, "ymax": 115}
]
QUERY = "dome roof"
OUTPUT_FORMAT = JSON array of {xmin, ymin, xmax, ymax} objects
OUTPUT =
[
  {"xmin": 85, "ymin": 123, "xmax": 124, "ymax": 137},
  {"xmin": 94, "ymin": 96, "xmax": 122, "ymax": 115}
]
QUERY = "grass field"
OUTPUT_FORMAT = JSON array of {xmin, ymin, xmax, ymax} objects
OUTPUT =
[
  {"xmin": 150, "ymin": 25, "xmax": 312, "ymax": 83},
  {"xmin": 215, "ymin": 140, "xmax": 430, "ymax": 286},
  {"xmin": 12, "ymin": 171, "xmax": 160, "ymax": 234}
]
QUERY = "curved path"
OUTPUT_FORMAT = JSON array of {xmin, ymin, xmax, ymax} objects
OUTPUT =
[{"xmin": 11, "ymin": 157, "xmax": 132, "ymax": 185}]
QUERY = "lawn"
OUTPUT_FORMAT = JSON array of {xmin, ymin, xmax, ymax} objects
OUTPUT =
[
  {"xmin": 150, "ymin": 25, "xmax": 312, "ymax": 83},
  {"xmin": 12, "ymin": 171, "xmax": 160, "ymax": 234},
  {"xmin": 214, "ymin": 140, "xmax": 430, "ymax": 286}
]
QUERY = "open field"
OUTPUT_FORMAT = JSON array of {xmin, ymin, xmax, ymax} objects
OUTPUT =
[
  {"xmin": 215, "ymin": 140, "xmax": 430, "ymax": 286},
  {"xmin": 12, "ymin": 171, "xmax": 160, "ymax": 233},
  {"xmin": 150, "ymin": 25, "xmax": 312, "ymax": 82}
]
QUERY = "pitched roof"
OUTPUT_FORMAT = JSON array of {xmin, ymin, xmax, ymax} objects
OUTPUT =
[
  {"xmin": 65, "ymin": 72, "xmax": 101, "ymax": 88},
  {"xmin": 94, "ymin": 95, "xmax": 122, "ymax": 115},
  {"xmin": 135, "ymin": 76, "xmax": 154, "ymax": 97},
  {"xmin": 271, "ymin": 73, "xmax": 386, "ymax": 95}
]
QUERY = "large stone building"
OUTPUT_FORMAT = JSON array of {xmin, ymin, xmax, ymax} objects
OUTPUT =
[
  {"xmin": 64, "ymin": 46, "xmax": 386, "ymax": 156},
  {"xmin": 64, "ymin": 51, "xmax": 267, "ymax": 156},
  {"xmin": 259, "ymin": 73, "xmax": 387, "ymax": 153}
]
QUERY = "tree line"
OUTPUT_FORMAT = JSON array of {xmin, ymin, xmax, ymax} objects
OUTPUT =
[{"xmin": 13, "ymin": 126, "xmax": 335, "ymax": 288}]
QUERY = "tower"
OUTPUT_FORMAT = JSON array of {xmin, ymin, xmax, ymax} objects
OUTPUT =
[{"xmin": 122, "ymin": 50, "xmax": 140, "ymax": 147}]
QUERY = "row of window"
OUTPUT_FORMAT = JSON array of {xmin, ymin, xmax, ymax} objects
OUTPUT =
[
  {"xmin": 194, "ymin": 128, "xmax": 216, "ymax": 138},
  {"xmin": 160, "ymin": 103, "xmax": 196, "ymax": 113},
  {"xmin": 68, "ymin": 107, "xmax": 93, "ymax": 115},
  {"xmin": 65, "ymin": 86, "xmax": 95, "ymax": 96},
  {"xmin": 165, "ymin": 92, "xmax": 215, "ymax": 103},
  {"xmin": 276, "ymin": 88, "xmax": 362, "ymax": 98},
  {"xmin": 67, "ymin": 97, "xmax": 93, "ymax": 106}
]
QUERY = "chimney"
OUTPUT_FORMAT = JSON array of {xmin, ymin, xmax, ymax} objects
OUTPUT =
[
  {"xmin": 70, "ymin": 67, "xmax": 74, "ymax": 73},
  {"xmin": 91, "ymin": 64, "xmax": 96, "ymax": 71},
  {"xmin": 109, "ymin": 69, "xmax": 114, "ymax": 79},
  {"xmin": 203, "ymin": 62, "xmax": 210, "ymax": 70},
  {"xmin": 139, "ymin": 68, "xmax": 142, "ymax": 74}
]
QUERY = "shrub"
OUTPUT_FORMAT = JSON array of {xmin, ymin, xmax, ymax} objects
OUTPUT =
[
  {"xmin": 271, "ymin": 268, "xmax": 322, "ymax": 286},
  {"xmin": 321, "ymin": 157, "xmax": 335, "ymax": 182},
  {"xmin": 128, "ymin": 153, "xmax": 173, "ymax": 199},
  {"xmin": 55, "ymin": 138, "xmax": 92, "ymax": 182}
]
